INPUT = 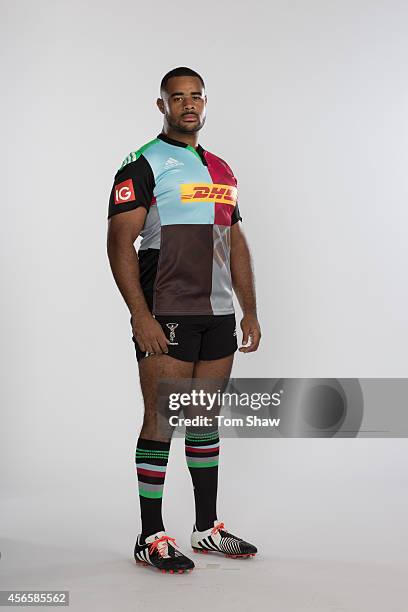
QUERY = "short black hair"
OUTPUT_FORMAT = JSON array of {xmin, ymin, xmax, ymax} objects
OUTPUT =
[{"xmin": 160, "ymin": 67, "xmax": 205, "ymax": 95}]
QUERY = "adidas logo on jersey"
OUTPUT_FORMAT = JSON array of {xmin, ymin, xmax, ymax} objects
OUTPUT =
[{"xmin": 164, "ymin": 157, "xmax": 184, "ymax": 169}]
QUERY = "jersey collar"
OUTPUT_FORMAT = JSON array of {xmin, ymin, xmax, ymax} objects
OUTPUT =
[{"xmin": 156, "ymin": 132, "xmax": 206, "ymax": 163}]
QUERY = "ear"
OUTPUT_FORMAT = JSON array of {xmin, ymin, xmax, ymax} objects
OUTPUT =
[{"xmin": 156, "ymin": 97, "xmax": 164, "ymax": 114}]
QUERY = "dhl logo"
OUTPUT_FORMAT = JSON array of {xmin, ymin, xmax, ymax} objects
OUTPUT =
[{"xmin": 180, "ymin": 183, "xmax": 237, "ymax": 206}]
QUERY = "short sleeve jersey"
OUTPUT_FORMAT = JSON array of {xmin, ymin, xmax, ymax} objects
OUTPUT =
[{"xmin": 108, "ymin": 132, "xmax": 242, "ymax": 316}]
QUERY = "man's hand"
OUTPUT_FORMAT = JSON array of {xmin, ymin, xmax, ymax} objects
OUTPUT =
[
  {"xmin": 132, "ymin": 312, "xmax": 171, "ymax": 355},
  {"xmin": 239, "ymin": 313, "xmax": 261, "ymax": 353}
]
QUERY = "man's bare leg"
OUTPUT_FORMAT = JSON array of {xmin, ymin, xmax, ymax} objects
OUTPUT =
[
  {"xmin": 138, "ymin": 354, "xmax": 194, "ymax": 441},
  {"xmin": 192, "ymin": 353, "xmax": 235, "ymax": 381}
]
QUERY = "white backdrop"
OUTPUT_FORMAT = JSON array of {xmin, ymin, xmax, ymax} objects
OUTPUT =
[{"xmin": 1, "ymin": 1, "xmax": 408, "ymax": 610}]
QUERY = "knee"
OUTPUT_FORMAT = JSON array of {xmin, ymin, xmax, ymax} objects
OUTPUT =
[{"xmin": 140, "ymin": 415, "xmax": 173, "ymax": 443}]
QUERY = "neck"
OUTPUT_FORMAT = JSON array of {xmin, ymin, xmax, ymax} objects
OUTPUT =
[{"xmin": 161, "ymin": 127, "xmax": 199, "ymax": 148}]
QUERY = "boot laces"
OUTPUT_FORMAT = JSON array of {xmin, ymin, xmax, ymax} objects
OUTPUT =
[
  {"xmin": 148, "ymin": 535, "xmax": 177, "ymax": 558},
  {"xmin": 211, "ymin": 521, "xmax": 227, "ymax": 536}
]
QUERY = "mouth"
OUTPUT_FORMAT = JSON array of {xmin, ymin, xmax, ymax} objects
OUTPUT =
[{"xmin": 181, "ymin": 114, "xmax": 198, "ymax": 122}]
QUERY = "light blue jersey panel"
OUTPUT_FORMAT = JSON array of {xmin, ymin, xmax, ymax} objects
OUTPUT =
[{"xmin": 143, "ymin": 140, "xmax": 215, "ymax": 226}]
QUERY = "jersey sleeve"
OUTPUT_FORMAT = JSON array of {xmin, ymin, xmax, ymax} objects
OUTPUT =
[
  {"xmin": 231, "ymin": 201, "xmax": 242, "ymax": 225},
  {"xmin": 107, "ymin": 154, "xmax": 155, "ymax": 219},
  {"xmin": 230, "ymin": 172, "xmax": 242, "ymax": 225}
]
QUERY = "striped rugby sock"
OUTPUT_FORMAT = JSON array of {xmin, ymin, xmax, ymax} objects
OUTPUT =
[
  {"xmin": 185, "ymin": 428, "xmax": 220, "ymax": 532},
  {"xmin": 135, "ymin": 437, "xmax": 170, "ymax": 538}
]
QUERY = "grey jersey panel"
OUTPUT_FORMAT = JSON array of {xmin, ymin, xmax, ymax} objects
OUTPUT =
[
  {"xmin": 139, "ymin": 205, "xmax": 161, "ymax": 250},
  {"xmin": 210, "ymin": 225, "xmax": 234, "ymax": 314}
]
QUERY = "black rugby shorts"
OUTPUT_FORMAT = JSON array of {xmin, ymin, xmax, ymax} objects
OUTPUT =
[{"xmin": 131, "ymin": 313, "xmax": 238, "ymax": 363}]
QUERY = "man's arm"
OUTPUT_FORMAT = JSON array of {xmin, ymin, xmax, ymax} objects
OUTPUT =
[
  {"xmin": 107, "ymin": 208, "xmax": 150, "ymax": 317},
  {"xmin": 107, "ymin": 209, "xmax": 170, "ymax": 355},
  {"xmin": 230, "ymin": 222, "xmax": 261, "ymax": 353}
]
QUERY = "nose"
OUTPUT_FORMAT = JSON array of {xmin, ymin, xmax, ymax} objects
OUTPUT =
[{"xmin": 183, "ymin": 97, "xmax": 196, "ymax": 110}]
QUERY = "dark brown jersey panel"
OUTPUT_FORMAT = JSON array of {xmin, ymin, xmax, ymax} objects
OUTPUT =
[{"xmin": 153, "ymin": 225, "xmax": 214, "ymax": 315}]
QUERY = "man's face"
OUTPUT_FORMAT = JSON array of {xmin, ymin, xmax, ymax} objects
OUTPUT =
[{"xmin": 158, "ymin": 76, "xmax": 207, "ymax": 134}]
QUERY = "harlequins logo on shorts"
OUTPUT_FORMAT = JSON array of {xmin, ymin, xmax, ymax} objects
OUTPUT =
[{"xmin": 166, "ymin": 323, "xmax": 179, "ymax": 345}]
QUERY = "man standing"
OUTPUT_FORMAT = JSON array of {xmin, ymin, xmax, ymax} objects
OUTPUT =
[{"xmin": 107, "ymin": 67, "xmax": 261, "ymax": 574}]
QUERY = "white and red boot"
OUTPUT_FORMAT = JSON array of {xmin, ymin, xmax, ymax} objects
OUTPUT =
[
  {"xmin": 191, "ymin": 520, "xmax": 257, "ymax": 559},
  {"xmin": 134, "ymin": 530, "xmax": 195, "ymax": 574}
]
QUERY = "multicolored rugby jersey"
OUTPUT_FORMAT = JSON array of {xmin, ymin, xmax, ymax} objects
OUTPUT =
[{"xmin": 108, "ymin": 133, "xmax": 242, "ymax": 316}]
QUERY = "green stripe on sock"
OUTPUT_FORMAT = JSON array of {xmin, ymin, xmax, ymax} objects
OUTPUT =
[
  {"xmin": 187, "ymin": 460, "xmax": 219, "ymax": 468},
  {"xmin": 136, "ymin": 451, "xmax": 169, "ymax": 454},
  {"xmin": 136, "ymin": 451, "xmax": 169, "ymax": 456},
  {"xmin": 139, "ymin": 488, "xmax": 164, "ymax": 499},
  {"xmin": 185, "ymin": 432, "xmax": 219, "ymax": 442},
  {"xmin": 185, "ymin": 431, "xmax": 218, "ymax": 437},
  {"xmin": 136, "ymin": 456, "xmax": 169, "ymax": 460}
]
